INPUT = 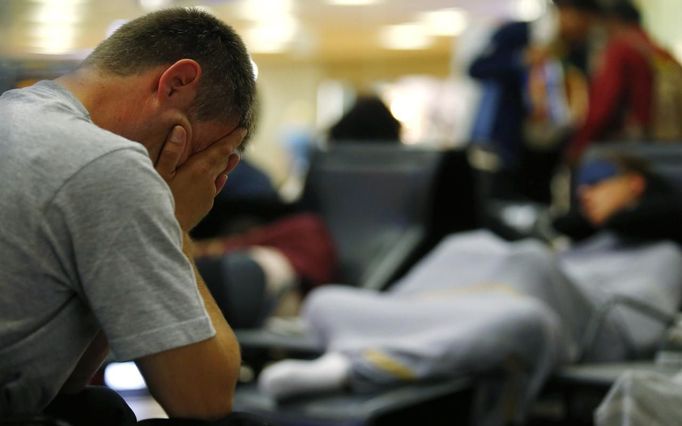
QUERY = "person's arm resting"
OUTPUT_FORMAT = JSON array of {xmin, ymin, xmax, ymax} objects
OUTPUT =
[
  {"xmin": 135, "ymin": 125, "xmax": 246, "ymax": 419},
  {"xmin": 136, "ymin": 235, "xmax": 241, "ymax": 420}
]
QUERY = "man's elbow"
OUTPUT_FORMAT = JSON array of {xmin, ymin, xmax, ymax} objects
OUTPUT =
[
  {"xmin": 142, "ymin": 356, "xmax": 240, "ymax": 420},
  {"xmin": 138, "ymin": 332, "xmax": 242, "ymax": 420},
  {"xmin": 164, "ymin": 378, "xmax": 236, "ymax": 420}
]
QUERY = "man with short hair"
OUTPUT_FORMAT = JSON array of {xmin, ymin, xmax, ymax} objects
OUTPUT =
[{"xmin": 0, "ymin": 8, "xmax": 260, "ymax": 424}]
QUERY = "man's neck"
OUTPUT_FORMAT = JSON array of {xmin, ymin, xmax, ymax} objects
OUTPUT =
[
  {"xmin": 56, "ymin": 68, "xmax": 151, "ymax": 139},
  {"xmin": 54, "ymin": 67, "xmax": 158, "ymax": 156}
]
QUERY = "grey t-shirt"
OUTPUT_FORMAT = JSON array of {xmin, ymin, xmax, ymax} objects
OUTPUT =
[{"xmin": 0, "ymin": 81, "xmax": 216, "ymax": 415}]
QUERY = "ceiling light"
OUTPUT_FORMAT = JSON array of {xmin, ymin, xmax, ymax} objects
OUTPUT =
[
  {"xmin": 30, "ymin": 0, "xmax": 84, "ymax": 24},
  {"xmin": 515, "ymin": 0, "xmax": 546, "ymax": 22},
  {"xmin": 29, "ymin": 0, "xmax": 84, "ymax": 54},
  {"xmin": 419, "ymin": 8, "xmax": 469, "ymax": 37},
  {"xmin": 31, "ymin": 25, "xmax": 76, "ymax": 54},
  {"xmin": 327, "ymin": 0, "xmax": 381, "ymax": 5},
  {"xmin": 238, "ymin": 0, "xmax": 294, "ymax": 22},
  {"xmin": 139, "ymin": 0, "xmax": 172, "ymax": 10},
  {"xmin": 244, "ymin": 18, "xmax": 299, "ymax": 54},
  {"xmin": 379, "ymin": 24, "xmax": 433, "ymax": 50}
]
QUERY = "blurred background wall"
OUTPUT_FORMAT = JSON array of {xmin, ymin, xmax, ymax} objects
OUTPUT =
[{"xmin": 0, "ymin": 0, "xmax": 673, "ymax": 187}]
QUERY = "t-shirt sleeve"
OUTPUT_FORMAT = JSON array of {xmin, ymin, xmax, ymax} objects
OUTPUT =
[{"xmin": 45, "ymin": 147, "xmax": 215, "ymax": 361}]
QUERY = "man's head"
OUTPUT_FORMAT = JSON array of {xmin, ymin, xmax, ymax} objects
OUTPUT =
[
  {"xmin": 553, "ymin": 0, "xmax": 602, "ymax": 44},
  {"xmin": 80, "ymin": 8, "xmax": 256, "ymax": 163},
  {"xmin": 577, "ymin": 154, "xmax": 650, "ymax": 226}
]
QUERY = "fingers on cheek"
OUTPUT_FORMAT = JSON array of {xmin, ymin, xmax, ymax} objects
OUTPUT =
[
  {"xmin": 227, "ymin": 153, "xmax": 241, "ymax": 174},
  {"xmin": 215, "ymin": 174, "xmax": 228, "ymax": 194},
  {"xmin": 192, "ymin": 162, "xmax": 211, "ymax": 179}
]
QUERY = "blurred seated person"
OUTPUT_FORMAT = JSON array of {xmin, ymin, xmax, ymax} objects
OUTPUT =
[
  {"xmin": 219, "ymin": 157, "xmax": 281, "ymax": 201},
  {"xmin": 193, "ymin": 95, "xmax": 404, "ymax": 327},
  {"xmin": 191, "ymin": 156, "xmax": 337, "ymax": 328},
  {"xmin": 194, "ymin": 212, "xmax": 337, "ymax": 329},
  {"xmin": 328, "ymin": 95, "xmax": 401, "ymax": 144},
  {"xmin": 566, "ymin": 1, "xmax": 682, "ymax": 163},
  {"xmin": 256, "ymin": 152, "xmax": 682, "ymax": 424}
]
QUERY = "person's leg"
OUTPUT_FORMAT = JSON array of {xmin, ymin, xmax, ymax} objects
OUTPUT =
[
  {"xmin": 137, "ymin": 412, "xmax": 272, "ymax": 425},
  {"xmin": 43, "ymin": 386, "xmax": 137, "ymax": 426}
]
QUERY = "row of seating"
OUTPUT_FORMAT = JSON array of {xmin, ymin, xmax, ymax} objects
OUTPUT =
[
  {"xmin": 232, "ymin": 142, "xmax": 682, "ymax": 425},
  {"xmin": 234, "ymin": 144, "xmax": 478, "ymax": 425}
]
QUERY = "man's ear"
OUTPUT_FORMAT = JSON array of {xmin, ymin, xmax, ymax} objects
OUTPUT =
[{"xmin": 156, "ymin": 59, "xmax": 202, "ymax": 109}]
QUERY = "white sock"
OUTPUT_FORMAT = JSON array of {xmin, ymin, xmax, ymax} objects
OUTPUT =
[{"xmin": 258, "ymin": 352, "xmax": 351, "ymax": 399}]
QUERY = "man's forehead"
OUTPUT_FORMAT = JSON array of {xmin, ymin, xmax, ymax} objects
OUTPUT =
[{"xmin": 192, "ymin": 119, "xmax": 240, "ymax": 153}]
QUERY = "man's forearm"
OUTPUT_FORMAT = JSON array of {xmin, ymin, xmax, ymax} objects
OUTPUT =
[{"xmin": 182, "ymin": 233, "xmax": 241, "ymax": 392}]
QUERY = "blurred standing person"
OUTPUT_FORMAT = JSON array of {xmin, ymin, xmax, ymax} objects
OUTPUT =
[
  {"xmin": 566, "ymin": 1, "xmax": 682, "ymax": 163},
  {"xmin": 469, "ymin": 0, "xmax": 599, "ymax": 203}
]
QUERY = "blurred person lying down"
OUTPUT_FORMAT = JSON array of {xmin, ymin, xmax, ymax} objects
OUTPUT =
[{"xmin": 257, "ymin": 152, "xmax": 682, "ymax": 424}]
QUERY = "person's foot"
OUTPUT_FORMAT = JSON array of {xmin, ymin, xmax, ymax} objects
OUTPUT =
[{"xmin": 258, "ymin": 352, "xmax": 351, "ymax": 399}]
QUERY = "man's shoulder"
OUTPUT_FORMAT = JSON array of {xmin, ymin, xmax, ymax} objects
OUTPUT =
[
  {"xmin": 51, "ymin": 144, "xmax": 170, "ymax": 222},
  {"xmin": 17, "ymin": 122, "xmax": 154, "ymax": 203},
  {"xmin": 0, "ymin": 83, "xmax": 160, "ymax": 211},
  {"xmin": 62, "ymin": 127, "xmax": 152, "ymax": 179},
  {"xmin": 1, "ymin": 80, "xmax": 150, "ymax": 173}
]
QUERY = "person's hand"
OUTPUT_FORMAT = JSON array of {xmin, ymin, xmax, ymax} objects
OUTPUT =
[
  {"xmin": 155, "ymin": 125, "xmax": 188, "ymax": 182},
  {"xmin": 156, "ymin": 125, "xmax": 244, "ymax": 231}
]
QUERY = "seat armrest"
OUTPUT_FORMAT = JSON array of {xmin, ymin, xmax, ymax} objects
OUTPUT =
[
  {"xmin": 580, "ymin": 295, "xmax": 677, "ymax": 361},
  {"xmin": 236, "ymin": 326, "xmax": 323, "ymax": 355},
  {"xmin": 359, "ymin": 227, "xmax": 426, "ymax": 291}
]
